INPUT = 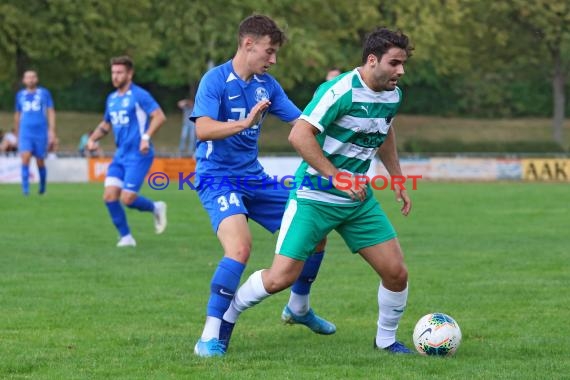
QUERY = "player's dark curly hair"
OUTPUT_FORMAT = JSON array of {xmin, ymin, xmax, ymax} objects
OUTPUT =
[
  {"xmin": 362, "ymin": 28, "xmax": 413, "ymax": 63},
  {"xmin": 238, "ymin": 14, "xmax": 287, "ymax": 46}
]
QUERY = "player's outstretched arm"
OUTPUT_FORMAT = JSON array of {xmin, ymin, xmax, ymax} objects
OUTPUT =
[
  {"xmin": 378, "ymin": 127, "xmax": 412, "ymax": 216},
  {"xmin": 195, "ymin": 99, "xmax": 271, "ymax": 141}
]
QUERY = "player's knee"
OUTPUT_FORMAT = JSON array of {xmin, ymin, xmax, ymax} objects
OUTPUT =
[
  {"xmin": 386, "ymin": 264, "xmax": 408, "ymax": 290},
  {"xmin": 103, "ymin": 191, "xmax": 119, "ymax": 203},
  {"xmin": 225, "ymin": 242, "xmax": 252, "ymax": 263},
  {"xmin": 120, "ymin": 192, "xmax": 137, "ymax": 206},
  {"xmin": 397, "ymin": 264, "xmax": 408, "ymax": 284}
]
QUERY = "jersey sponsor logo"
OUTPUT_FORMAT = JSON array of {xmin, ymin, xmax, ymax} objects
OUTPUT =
[
  {"xmin": 121, "ymin": 98, "xmax": 130, "ymax": 107},
  {"xmin": 360, "ymin": 131, "xmax": 385, "ymax": 147},
  {"xmin": 254, "ymin": 87, "xmax": 269, "ymax": 102},
  {"xmin": 360, "ymin": 105, "xmax": 369, "ymax": 115},
  {"xmin": 228, "ymin": 94, "xmax": 240, "ymax": 100}
]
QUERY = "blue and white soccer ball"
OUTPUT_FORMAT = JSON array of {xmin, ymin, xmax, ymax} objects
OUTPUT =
[{"xmin": 412, "ymin": 313, "xmax": 462, "ymax": 356}]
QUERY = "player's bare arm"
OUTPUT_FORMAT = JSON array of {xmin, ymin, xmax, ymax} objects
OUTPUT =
[
  {"xmin": 48, "ymin": 107, "xmax": 56, "ymax": 143},
  {"xmin": 196, "ymin": 99, "xmax": 271, "ymax": 140},
  {"xmin": 289, "ymin": 119, "xmax": 367, "ymax": 201},
  {"xmin": 13, "ymin": 111, "xmax": 20, "ymax": 136},
  {"xmin": 87, "ymin": 121, "xmax": 111, "ymax": 150},
  {"xmin": 140, "ymin": 108, "xmax": 167, "ymax": 154},
  {"xmin": 378, "ymin": 127, "xmax": 411, "ymax": 215}
]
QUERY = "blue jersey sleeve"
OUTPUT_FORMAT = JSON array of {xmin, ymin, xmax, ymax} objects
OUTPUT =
[
  {"xmin": 268, "ymin": 80, "xmax": 301, "ymax": 123},
  {"xmin": 14, "ymin": 91, "xmax": 22, "ymax": 112},
  {"xmin": 191, "ymin": 69, "xmax": 223, "ymax": 122},
  {"xmin": 103, "ymin": 94, "xmax": 111, "ymax": 123},
  {"xmin": 134, "ymin": 86, "xmax": 159, "ymax": 115},
  {"xmin": 44, "ymin": 89, "xmax": 54, "ymax": 109}
]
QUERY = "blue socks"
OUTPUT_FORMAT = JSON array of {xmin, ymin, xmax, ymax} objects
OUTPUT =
[
  {"xmin": 38, "ymin": 166, "xmax": 47, "ymax": 194},
  {"xmin": 105, "ymin": 196, "xmax": 154, "ymax": 238},
  {"xmin": 20, "ymin": 165, "xmax": 47, "ymax": 195},
  {"xmin": 21, "ymin": 165, "xmax": 30, "ymax": 195},
  {"xmin": 126, "ymin": 195, "xmax": 155, "ymax": 212},
  {"xmin": 292, "ymin": 251, "xmax": 325, "ymax": 295},
  {"xmin": 105, "ymin": 200, "xmax": 130, "ymax": 237},
  {"xmin": 207, "ymin": 257, "xmax": 245, "ymax": 319}
]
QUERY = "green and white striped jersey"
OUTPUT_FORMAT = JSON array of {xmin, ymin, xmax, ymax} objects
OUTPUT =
[{"xmin": 294, "ymin": 68, "xmax": 403, "ymax": 205}]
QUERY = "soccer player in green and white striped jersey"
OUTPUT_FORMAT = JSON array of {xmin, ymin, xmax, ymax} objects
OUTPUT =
[{"xmin": 223, "ymin": 28, "xmax": 415, "ymax": 354}]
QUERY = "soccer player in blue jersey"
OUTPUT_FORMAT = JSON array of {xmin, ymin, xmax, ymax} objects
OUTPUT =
[
  {"xmin": 191, "ymin": 14, "xmax": 335, "ymax": 357},
  {"xmin": 87, "ymin": 56, "xmax": 167, "ymax": 247},
  {"xmin": 14, "ymin": 70, "xmax": 56, "ymax": 195}
]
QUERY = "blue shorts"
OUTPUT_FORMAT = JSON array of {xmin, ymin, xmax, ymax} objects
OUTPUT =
[
  {"xmin": 197, "ymin": 176, "xmax": 289, "ymax": 233},
  {"xmin": 105, "ymin": 154, "xmax": 153, "ymax": 192},
  {"xmin": 19, "ymin": 135, "xmax": 47, "ymax": 158}
]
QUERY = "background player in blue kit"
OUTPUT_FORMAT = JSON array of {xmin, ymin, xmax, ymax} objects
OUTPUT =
[
  {"xmin": 191, "ymin": 14, "xmax": 334, "ymax": 357},
  {"xmin": 87, "ymin": 56, "xmax": 168, "ymax": 247},
  {"xmin": 14, "ymin": 70, "xmax": 57, "ymax": 195}
]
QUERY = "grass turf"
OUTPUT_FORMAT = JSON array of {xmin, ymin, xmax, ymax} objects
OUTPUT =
[{"xmin": 0, "ymin": 182, "xmax": 568, "ymax": 379}]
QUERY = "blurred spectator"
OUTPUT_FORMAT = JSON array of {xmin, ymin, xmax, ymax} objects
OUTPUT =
[
  {"xmin": 78, "ymin": 131, "xmax": 103, "ymax": 157},
  {"xmin": 0, "ymin": 128, "xmax": 18, "ymax": 154},
  {"xmin": 177, "ymin": 97, "xmax": 196, "ymax": 157},
  {"xmin": 326, "ymin": 67, "xmax": 341, "ymax": 81}
]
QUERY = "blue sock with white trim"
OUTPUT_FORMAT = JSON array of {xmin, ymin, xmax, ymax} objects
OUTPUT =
[{"xmin": 201, "ymin": 257, "xmax": 245, "ymax": 340}]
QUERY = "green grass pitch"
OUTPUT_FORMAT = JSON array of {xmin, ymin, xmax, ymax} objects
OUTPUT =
[{"xmin": 0, "ymin": 182, "xmax": 568, "ymax": 379}]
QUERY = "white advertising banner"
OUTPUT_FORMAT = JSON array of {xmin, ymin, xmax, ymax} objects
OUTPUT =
[
  {"xmin": 0, "ymin": 157, "xmax": 39, "ymax": 183},
  {"xmin": 0, "ymin": 157, "xmax": 88, "ymax": 183}
]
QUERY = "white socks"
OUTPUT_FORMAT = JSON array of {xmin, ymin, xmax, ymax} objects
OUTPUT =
[
  {"xmin": 287, "ymin": 292, "xmax": 310, "ymax": 315},
  {"xmin": 223, "ymin": 270, "xmax": 270, "ymax": 324},
  {"xmin": 375, "ymin": 283, "xmax": 408, "ymax": 348},
  {"xmin": 201, "ymin": 316, "xmax": 222, "ymax": 340}
]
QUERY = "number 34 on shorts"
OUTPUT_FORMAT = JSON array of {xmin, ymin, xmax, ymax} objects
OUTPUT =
[{"xmin": 217, "ymin": 193, "xmax": 241, "ymax": 211}]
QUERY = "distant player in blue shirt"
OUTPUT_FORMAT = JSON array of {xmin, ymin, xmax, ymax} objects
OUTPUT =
[
  {"xmin": 191, "ymin": 15, "xmax": 334, "ymax": 358},
  {"xmin": 14, "ymin": 70, "xmax": 57, "ymax": 195},
  {"xmin": 87, "ymin": 56, "xmax": 167, "ymax": 248}
]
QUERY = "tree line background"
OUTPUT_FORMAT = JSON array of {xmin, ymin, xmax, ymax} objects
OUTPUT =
[{"xmin": 0, "ymin": 0, "xmax": 568, "ymax": 146}]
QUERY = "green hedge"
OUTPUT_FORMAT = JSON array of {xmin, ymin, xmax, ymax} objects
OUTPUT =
[{"xmin": 401, "ymin": 139, "xmax": 567, "ymax": 153}]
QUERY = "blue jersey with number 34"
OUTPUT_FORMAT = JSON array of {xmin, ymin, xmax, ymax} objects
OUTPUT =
[
  {"xmin": 104, "ymin": 83, "xmax": 159, "ymax": 157},
  {"xmin": 191, "ymin": 60, "xmax": 301, "ymax": 178}
]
